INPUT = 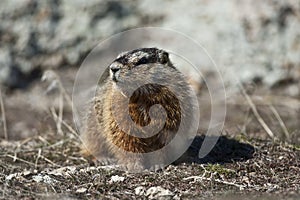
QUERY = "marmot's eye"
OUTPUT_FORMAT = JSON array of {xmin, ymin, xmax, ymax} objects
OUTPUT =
[
  {"xmin": 160, "ymin": 52, "xmax": 169, "ymax": 64},
  {"xmin": 136, "ymin": 57, "xmax": 148, "ymax": 65}
]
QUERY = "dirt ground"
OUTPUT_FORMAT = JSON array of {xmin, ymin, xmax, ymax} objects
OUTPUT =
[
  {"xmin": 0, "ymin": 131, "xmax": 299, "ymax": 199},
  {"xmin": 0, "ymin": 68, "xmax": 299, "ymax": 199}
]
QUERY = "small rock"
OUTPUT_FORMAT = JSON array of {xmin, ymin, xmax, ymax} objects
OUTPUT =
[
  {"xmin": 23, "ymin": 170, "xmax": 32, "ymax": 176},
  {"xmin": 135, "ymin": 186, "xmax": 146, "ymax": 196},
  {"xmin": 76, "ymin": 187, "xmax": 87, "ymax": 193},
  {"xmin": 109, "ymin": 175, "xmax": 125, "ymax": 183},
  {"xmin": 278, "ymin": 156, "xmax": 284, "ymax": 160},
  {"xmin": 32, "ymin": 174, "xmax": 56, "ymax": 184},
  {"xmin": 146, "ymin": 186, "xmax": 174, "ymax": 199},
  {"xmin": 32, "ymin": 175, "xmax": 44, "ymax": 183},
  {"xmin": 5, "ymin": 173, "xmax": 17, "ymax": 181}
]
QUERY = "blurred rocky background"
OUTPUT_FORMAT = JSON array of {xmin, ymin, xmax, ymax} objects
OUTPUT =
[{"xmin": 0, "ymin": 0, "xmax": 299, "ymax": 142}]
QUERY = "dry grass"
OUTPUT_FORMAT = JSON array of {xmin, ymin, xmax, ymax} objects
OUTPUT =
[
  {"xmin": 0, "ymin": 130, "xmax": 299, "ymax": 199},
  {"xmin": 0, "ymin": 88, "xmax": 7, "ymax": 140},
  {"xmin": 0, "ymin": 69, "xmax": 299, "ymax": 199}
]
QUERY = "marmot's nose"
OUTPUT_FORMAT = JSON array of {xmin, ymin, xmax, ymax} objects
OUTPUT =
[{"xmin": 110, "ymin": 66, "xmax": 120, "ymax": 73}]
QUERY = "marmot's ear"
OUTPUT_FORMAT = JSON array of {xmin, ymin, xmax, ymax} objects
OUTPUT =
[{"xmin": 158, "ymin": 51, "xmax": 169, "ymax": 64}]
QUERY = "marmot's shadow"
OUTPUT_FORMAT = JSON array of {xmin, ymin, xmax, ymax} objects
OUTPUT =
[{"xmin": 174, "ymin": 135, "xmax": 255, "ymax": 164}]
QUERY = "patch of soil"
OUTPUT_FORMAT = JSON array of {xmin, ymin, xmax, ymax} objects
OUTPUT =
[{"xmin": 0, "ymin": 132, "xmax": 299, "ymax": 199}]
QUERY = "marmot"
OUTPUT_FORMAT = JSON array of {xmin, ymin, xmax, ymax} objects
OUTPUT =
[{"xmin": 81, "ymin": 47, "xmax": 197, "ymax": 171}]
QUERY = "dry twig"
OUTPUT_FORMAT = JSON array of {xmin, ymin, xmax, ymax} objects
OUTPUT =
[
  {"xmin": 269, "ymin": 104, "xmax": 290, "ymax": 141},
  {"xmin": 0, "ymin": 88, "xmax": 7, "ymax": 140},
  {"xmin": 6, "ymin": 154, "xmax": 36, "ymax": 166},
  {"xmin": 240, "ymin": 87, "xmax": 275, "ymax": 140},
  {"xmin": 183, "ymin": 175, "xmax": 246, "ymax": 190}
]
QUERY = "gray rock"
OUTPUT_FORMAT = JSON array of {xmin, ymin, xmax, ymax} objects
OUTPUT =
[
  {"xmin": 0, "ymin": 0, "xmax": 299, "ymax": 89},
  {"xmin": 0, "ymin": 0, "xmax": 142, "ymax": 88}
]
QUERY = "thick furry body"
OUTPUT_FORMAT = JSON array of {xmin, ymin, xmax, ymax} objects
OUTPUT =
[{"xmin": 81, "ymin": 48, "xmax": 195, "ymax": 170}]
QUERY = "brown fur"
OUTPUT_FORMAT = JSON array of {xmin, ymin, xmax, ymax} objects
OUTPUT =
[{"xmin": 80, "ymin": 48, "xmax": 195, "ymax": 170}]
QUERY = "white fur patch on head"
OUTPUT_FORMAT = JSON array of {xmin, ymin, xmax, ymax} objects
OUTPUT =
[{"xmin": 128, "ymin": 51, "xmax": 151, "ymax": 63}]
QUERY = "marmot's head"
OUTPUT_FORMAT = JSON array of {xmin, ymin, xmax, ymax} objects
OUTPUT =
[
  {"xmin": 108, "ymin": 48, "xmax": 174, "ymax": 84},
  {"xmin": 106, "ymin": 48, "xmax": 179, "ymax": 98}
]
